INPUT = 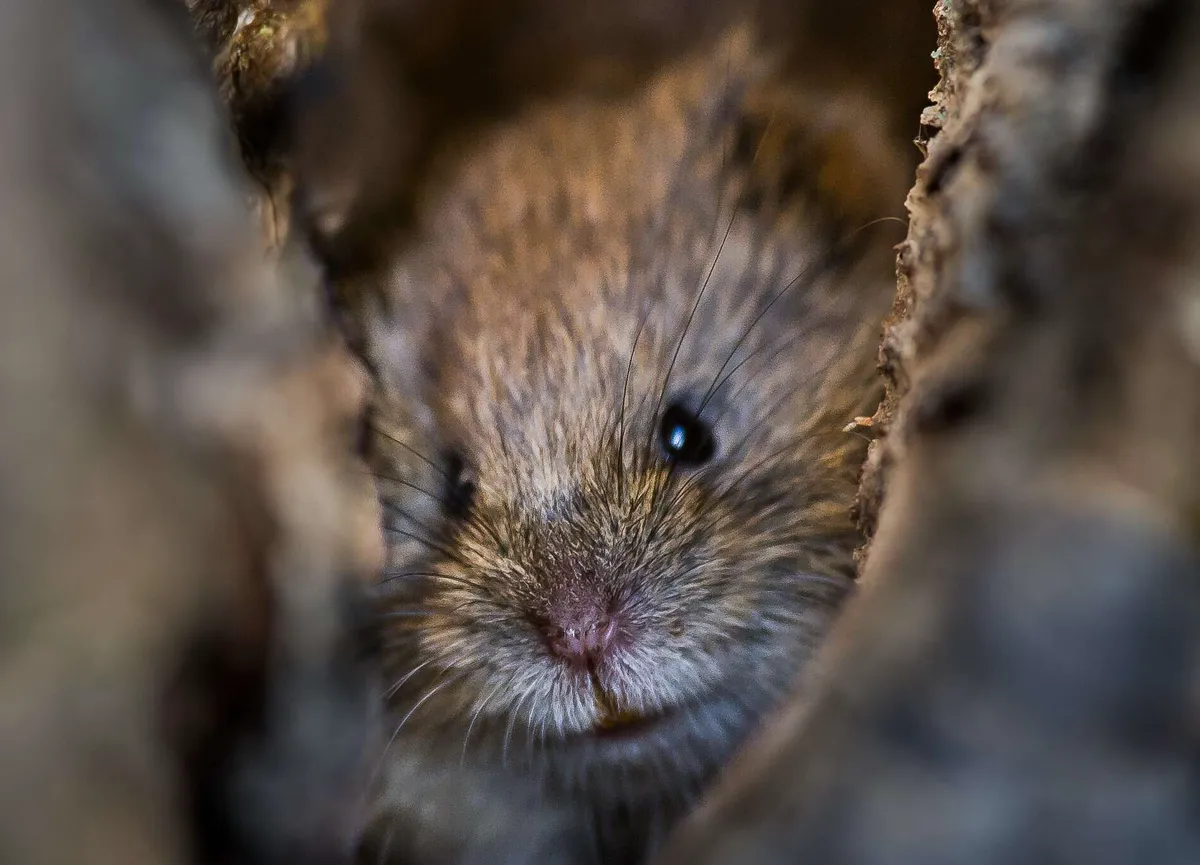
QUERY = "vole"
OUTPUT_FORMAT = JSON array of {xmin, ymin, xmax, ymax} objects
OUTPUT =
[{"xmin": 336, "ymin": 17, "xmax": 925, "ymax": 865}]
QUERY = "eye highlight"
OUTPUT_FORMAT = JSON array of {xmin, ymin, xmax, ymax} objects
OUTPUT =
[{"xmin": 659, "ymin": 404, "xmax": 715, "ymax": 466}]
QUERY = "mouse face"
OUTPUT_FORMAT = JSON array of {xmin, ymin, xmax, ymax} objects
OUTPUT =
[{"xmin": 355, "ymin": 30, "xmax": 900, "ymax": 862}]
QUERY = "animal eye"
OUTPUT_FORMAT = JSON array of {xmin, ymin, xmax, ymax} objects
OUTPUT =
[
  {"xmin": 659, "ymin": 404, "xmax": 715, "ymax": 466},
  {"xmin": 443, "ymin": 452, "xmax": 476, "ymax": 519}
]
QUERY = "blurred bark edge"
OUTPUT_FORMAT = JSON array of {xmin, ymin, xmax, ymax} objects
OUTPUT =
[
  {"xmin": 657, "ymin": 1, "xmax": 1200, "ymax": 862},
  {"xmin": 0, "ymin": 1, "xmax": 381, "ymax": 865}
]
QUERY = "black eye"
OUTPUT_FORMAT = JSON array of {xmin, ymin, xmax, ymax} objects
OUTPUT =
[
  {"xmin": 659, "ymin": 404, "xmax": 716, "ymax": 465},
  {"xmin": 443, "ymin": 452, "xmax": 476, "ymax": 519}
]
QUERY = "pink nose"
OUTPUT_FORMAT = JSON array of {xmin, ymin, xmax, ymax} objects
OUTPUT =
[{"xmin": 541, "ymin": 597, "xmax": 619, "ymax": 667}]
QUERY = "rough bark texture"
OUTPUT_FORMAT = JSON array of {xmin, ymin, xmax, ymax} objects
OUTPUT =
[
  {"xmin": 858, "ymin": 0, "xmax": 1200, "ymax": 546},
  {"xmin": 850, "ymin": 0, "xmax": 988, "ymax": 549}
]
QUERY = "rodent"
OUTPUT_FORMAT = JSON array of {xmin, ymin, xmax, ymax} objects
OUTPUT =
[{"xmin": 342, "ymin": 20, "xmax": 921, "ymax": 864}]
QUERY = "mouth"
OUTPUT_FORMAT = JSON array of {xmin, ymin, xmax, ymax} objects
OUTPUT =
[
  {"xmin": 589, "ymin": 677, "xmax": 675, "ymax": 740},
  {"xmin": 592, "ymin": 709, "xmax": 672, "ymax": 740}
]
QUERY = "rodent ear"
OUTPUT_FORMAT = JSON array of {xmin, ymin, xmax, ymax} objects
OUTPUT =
[{"xmin": 735, "ymin": 0, "xmax": 937, "ymax": 225}]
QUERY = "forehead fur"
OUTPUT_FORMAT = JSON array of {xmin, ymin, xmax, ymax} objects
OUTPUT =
[{"xmin": 367, "ymin": 28, "xmax": 889, "ymax": 503}]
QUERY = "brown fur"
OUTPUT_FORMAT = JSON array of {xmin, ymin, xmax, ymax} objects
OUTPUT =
[{"xmin": 350, "ymin": 18, "xmax": 927, "ymax": 864}]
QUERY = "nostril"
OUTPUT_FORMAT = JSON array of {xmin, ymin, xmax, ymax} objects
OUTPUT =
[{"xmin": 541, "ymin": 608, "xmax": 618, "ymax": 667}]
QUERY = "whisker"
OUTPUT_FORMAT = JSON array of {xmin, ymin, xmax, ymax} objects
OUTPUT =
[
  {"xmin": 382, "ymin": 654, "xmax": 441, "ymax": 701},
  {"xmin": 521, "ymin": 692, "xmax": 543, "ymax": 761},
  {"xmin": 618, "ymin": 305, "xmax": 653, "ymax": 495},
  {"xmin": 461, "ymin": 678, "xmax": 507, "ymax": 766},
  {"xmin": 647, "ymin": 200, "xmax": 739, "ymax": 454},
  {"xmin": 718, "ymin": 386, "xmax": 813, "ymax": 466},
  {"xmin": 717, "ymin": 429, "xmax": 837, "ymax": 501},
  {"xmin": 501, "ymin": 684, "xmax": 538, "ymax": 770},
  {"xmin": 524, "ymin": 699, "xmax": 541, "ymax": 757},
  {"xmin": 698, "ymin": 217, "xmax": 891, "ymax": 417},
  {"xmin": 369, "ymin": 423, "xmax": 452, "ymax": 483},
  {"xmin": 383, "ymin": 526, "xmax": 473, "ymax": 568},
  {"xmin": 366, "ymin": 663, "xmax": 464, "ymax": 799},
  {"xmin": 697, "ymin": 269, "xmax": 819, "ymax": 419},
  {"xmin": 369, "ymin": 470, "xmax": 445, "ymax": 505},
  {"xmin": 378, "ymin": 570, "xmax": 487, "ymax": 594},
  {"xmin": 462, "ymin": 507, "xmax": 507, "ymax": 552},
  {"xmin": 641, "ymin": 462, "xmax": 677, "ymax": 525},
  {"xmin": 706, "ymin": 334, "xmax": 798, "ymax": 430},
  {"xmin": 384, "ymin": 667, "xmax": 471, "ymax": 757},
  {"xmin": 380, "ymin": 500, "xmax": 446, "ymax": 542},
  {"xmin": 656, "ymin": 474, "xmax": 710, "ymax": 525},
  {"xmin": 642, "ymin": 51, "xmax": 763, "ymax": 457}
]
